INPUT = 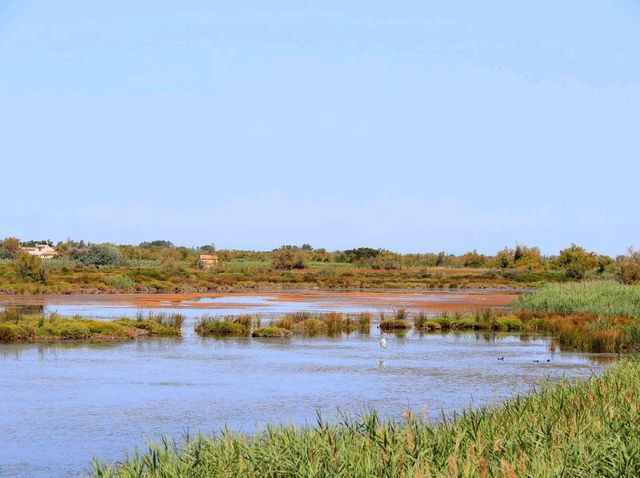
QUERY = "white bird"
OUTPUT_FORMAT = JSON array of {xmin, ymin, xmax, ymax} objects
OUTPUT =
[{"xmin": 379, "ymin": 337, "xmax": 387, "ymax": 349}]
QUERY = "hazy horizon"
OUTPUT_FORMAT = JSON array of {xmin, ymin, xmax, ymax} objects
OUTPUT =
[{"xmin": 2, "ymin": 1, "xmax": 639, "ymax": 255}]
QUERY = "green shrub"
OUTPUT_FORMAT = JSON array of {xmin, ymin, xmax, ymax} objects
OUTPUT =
[
  {"xmin": 76, "ymin": 244, "xmax": 128, "ymax": 267},
  {"xmin": 14, "ymin": 253, "xmax": 47, "ymax": 283}
]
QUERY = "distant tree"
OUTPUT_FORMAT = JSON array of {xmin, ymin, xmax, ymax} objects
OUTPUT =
[
  {"xmin": 513, "ymin": 245, "xmax": 525, "ymax": 263},
  {"xmin": 13, "ymin": 253, "xmax": 47, "ymax": 283},
  {"xmin": 76, "ymin": 244, "xmax": 128, "ymax": 267},
  {"xmin": 300, "ymin": 244, "xmax": 313, "ymax": 251},
  {"xmin": 554, "ymin": 244, "xmax": 598, "ymax": 280},
  {"xmin": 339, "ymin": 248, "xmax": 381, "ymax": 264},
  {"xmin": 272, "ymin": 247, "xmax": 306, "ymax": 270},
  {"xmin": 494, "ymin": 247, "xmax": 513, "ymax": 269},
  {"xmin": 461, "ymin": 249, "xmax": 487, "ymax": 268},
  {"xmin": 433, "ymin": 251, "xmax": 444, "ymax": 267},
  {"xmin": 512, "ymin": 246, "xmax": 545, "ymax": 271},
  {"xmin": 616, "ymin": 247, "xmax": 640, "ymax": 285},
  {"xmin": 369, "ymin": 251, "xmax": 402, "ymax": 270},
  {"xmin": 139, "ymin": 240, "xmax": 175, "ymax": 249},
  {"xmin": 0, "ymin": 237, "xmax": 21, "ymax": 259},
  {"xmin": 20, "ymin": 239, "xmax": 53, "ymax": 247},
  {"xmin": 199, "ymin": 243, "xmax": 216, "ymax": 253}
]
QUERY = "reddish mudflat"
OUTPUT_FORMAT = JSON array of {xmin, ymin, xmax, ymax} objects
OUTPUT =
[{"xmin": 0, "ymin": 289, "xmax": 518, "ymax": 315}]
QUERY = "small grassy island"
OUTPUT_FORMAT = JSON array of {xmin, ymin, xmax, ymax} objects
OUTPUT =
[{"xmin": 0, "ymin": 310, "xmax": 183, "ymax": 342}]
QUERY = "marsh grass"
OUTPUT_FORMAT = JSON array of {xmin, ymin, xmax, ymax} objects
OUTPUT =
[
  {"xmin": 91, "ymin": 359, "xmax": 640, "ymax": 478},
  {"xmin": 195, "ymin": 315, "xmax": 259, "ymax": 337},
  {"xmin": 379, "ymin": 310, "xmax": 411, "ymax": 331},
  {"xmin": 0, "ymin": 312, "xmax": 182, "ymax": 342},
  {"xmin": 514, "ymin": 281, "xmax": 640, "ymax": 318},
  {"xmin": 512, "ymin": 282, "xmax": 640, "ymax": 352},
  {"xmin": 273, "ymin": 312, "xmax": 365, "ymax": 336},
  {"xmin": 117, "ymin": 312, "xmax": 184, "ymax": 337}
]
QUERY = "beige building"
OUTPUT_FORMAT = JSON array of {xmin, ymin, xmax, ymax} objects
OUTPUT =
[
  {"xmin": 20, "ymin": 244, "xmax": 59, "ymax": 259},
  {"xmin": 198, "ymin": 254, "xmax": 219, "ymax": 269}
]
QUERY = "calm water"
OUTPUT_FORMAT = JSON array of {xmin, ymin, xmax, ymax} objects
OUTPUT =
[{"xmin": 0, "ymin": 294, "xmax": 613, "ymax": 478}]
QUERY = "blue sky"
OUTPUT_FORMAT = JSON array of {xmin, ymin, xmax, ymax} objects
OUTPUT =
[{"xmin": 1, "ymin": 1, "xmax": 639, "ymax": 255}]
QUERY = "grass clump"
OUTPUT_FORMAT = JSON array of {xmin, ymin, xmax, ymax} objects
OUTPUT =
[
  {"xmin": 91, "ymin": 359, "xmax": 640, "ymax": 478},
  {"xmin": 356, "ymin": 312, "xmax": 372, "ymax": 332},
  {"xmin": 0, "ymin": 310, "xmax": 183, "ymax": 342},
  {"xmin": 195, "ymin": 315, "xmax": 256, "ymax": 337},
  {"xmin": 379, "ymin": 309, "xmax": 411, "ymax": 331},
  {"xmin": 116, "ymin": 312, "xmax": 183, "ymax": 336},
  {"xmin": 273, "ymin": 312, "xmax": 365, "ymax": 336},
  {"xmin": 251, "ymin": 326, "xmax": 291, "ymax": 338}
]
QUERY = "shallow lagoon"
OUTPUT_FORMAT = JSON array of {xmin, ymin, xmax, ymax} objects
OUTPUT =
[{"xmin": 0, "ymin": 292, "xmax": 613, "ymax": 477}]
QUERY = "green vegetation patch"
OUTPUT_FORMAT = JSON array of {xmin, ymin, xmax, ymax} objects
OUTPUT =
[
  {"xmin": 514, "ymin": 281, "xmax": 640, "ymax": 319},
  {"xmin": 0, "ymin": 310, "xmax": 183, "ymax": 342},
  {"xmin": 274, "ymin": 311, "xmax": 368, "ymax": 336}
]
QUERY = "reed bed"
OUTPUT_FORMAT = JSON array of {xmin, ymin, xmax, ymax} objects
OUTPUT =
[
  {"xmin": 195, "ymin": 315, "xmax": 259, "ymax": 337},
  {"xmin": 0, "ymin": 310, "xmax": 183, "ymax": 342},
  {"xmin": 90, "ymin": 359, "xmax": 640, "ymax": 478},
  {"xmin": 273, "ymin": 311, "xmax": 370, "ymax": 336},
  {"xmin": 514, "ymin": 281, "xmax": 640, "ymax": 318}
]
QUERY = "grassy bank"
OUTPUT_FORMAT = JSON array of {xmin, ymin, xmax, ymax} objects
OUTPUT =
[
  {"xmin": 91, "ymin": 359, "xmax": 640, "ymax": 477},
  {"xmin": 511, "ymin": 282, "xmax": 640, "ymax": 352},
  {"xmin": 513, "ymin": 281, "xmax": 640, "ymax": 318},
  {"xmin": 0, "ymin": 310, "xmax": 183, "ymax": 342}
]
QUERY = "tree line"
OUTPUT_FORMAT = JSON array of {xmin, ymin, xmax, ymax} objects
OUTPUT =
[{"xmin": 0, "ymin": 237, "xmax": 639, "ymax": 284}]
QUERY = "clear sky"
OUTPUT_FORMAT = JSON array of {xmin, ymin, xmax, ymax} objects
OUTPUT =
[{"xmin": 1, "ymin": 1, "xmax": 639, "ymax": 255}]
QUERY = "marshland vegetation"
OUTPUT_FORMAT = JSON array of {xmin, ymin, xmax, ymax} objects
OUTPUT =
[
  {"xmin": 190, "ymin": 282, "xmax": 640, "ymax": 352},
  {"xmin": 2, "ymin": 238, "xmax": 638, "ymax": 294},
  {"xmin": 90, "ymin": 359, "xmax": 640, "ymax": 477},
  {"xmin": 0, "ymin": 309, "xmax": 183, "ymax": 342},
  {"xmin": 195, "ymin": 312, "xmax": 372, "ymax": 338}
]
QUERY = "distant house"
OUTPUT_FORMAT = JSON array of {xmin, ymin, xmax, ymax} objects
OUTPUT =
[
  {"xmin": 20, "ymin": 243, "xmax": 59, "ymax": 259},
  {"xmin": 198, "ymin": 254, "xmax": 219, "ymax": 269}
]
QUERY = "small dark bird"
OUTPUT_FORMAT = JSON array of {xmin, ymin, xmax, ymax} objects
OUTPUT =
[
  {"xmin": 546, "ymin": 359, "xmax": 551, "ymax": 362},
  {"xmin": 497, "ymin": 357, "xmax": 504, "ymax": 361},
  {"xmin": 533, "ymin": 360, "xmax": 540, "ymax": 363}
]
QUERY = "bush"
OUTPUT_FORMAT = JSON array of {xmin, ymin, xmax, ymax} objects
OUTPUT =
[
  {"xmin": 76, "ymin": 244, "xmax": 128, "ymax": 267},
  {"xmin": 554, "ymin": 244, "xmax": 598, "ymax": 280},
  {"xmin": 13, "ymin": 253, "xmax": 47, "ymax": 283},
  {"xmin": 616, "ymin": 248, "xmax": 640, "ymax": 285},
  {"xmin": 0, "ymin": 237, "xmax": 21, "ymax": 259},
  {"xmin": 272, "ymin": 248, "xmax": 306, "ymax": 270}
]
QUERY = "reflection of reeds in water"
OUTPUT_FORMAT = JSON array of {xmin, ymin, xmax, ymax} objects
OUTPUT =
[{"xmin": 90, "ymin": 359, "xmax": 640, "ymax": 478}]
